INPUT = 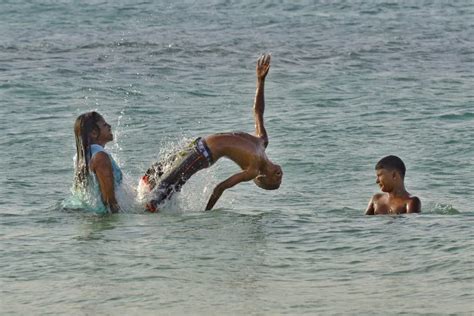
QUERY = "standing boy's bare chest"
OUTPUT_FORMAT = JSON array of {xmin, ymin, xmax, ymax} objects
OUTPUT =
[{"xmin": 374, "ymin": 196, "xmax": 407, "ymax": 214}]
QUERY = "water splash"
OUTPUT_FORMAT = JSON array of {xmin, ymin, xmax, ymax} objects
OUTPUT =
[
  {"xmin": 65, "ymin": 135, "xmax": 222, "ymax": 215},
  {"xmin": 138, "ymin": 136, "xmax": 221, "ymax": 213},
  {"xmin": 430, "ymin": 203, "xmax": 461, "ymax": 215},
  {"xmin": 62, "ymin": 178, "xmax": 109, "ymax": 215}
]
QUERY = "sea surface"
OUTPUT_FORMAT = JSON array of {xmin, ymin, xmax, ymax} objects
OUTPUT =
[{"xmin": 1, "ymin": 1, "xmax": 473, "ymax": 315}]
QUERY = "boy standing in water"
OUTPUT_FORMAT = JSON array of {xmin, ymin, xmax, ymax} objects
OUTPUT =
[
  {"xmin": 365, "ymin": 155, "xmax": 421, "ymax": 215},
  {"xmin": 141, "ymin": 53, "xmax": 282, "ymax": 212}
]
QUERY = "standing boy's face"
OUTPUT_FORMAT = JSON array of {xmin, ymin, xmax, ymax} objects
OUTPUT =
[{"xmin": 375, "ymin": 168, "xmax": 396, "ymax": 192}]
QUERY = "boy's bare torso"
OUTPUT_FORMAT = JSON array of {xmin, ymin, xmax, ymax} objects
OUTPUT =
[
  {"xmin": 370, "ymin": 193, "xmax": 419, "ymax": 215},
  {"xmin": 204, "ymin": 132, "xmax": 268, "ymax": 170}
]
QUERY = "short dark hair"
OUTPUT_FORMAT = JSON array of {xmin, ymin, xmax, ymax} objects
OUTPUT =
[{"xmin": 375, "ymin": 155, "xmax": 406, "ymax": 178}]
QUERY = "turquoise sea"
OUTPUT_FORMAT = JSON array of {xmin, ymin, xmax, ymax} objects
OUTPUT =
[{"xmin": 1, "ymin": 1, "xmax": 473, "ymax": 314}]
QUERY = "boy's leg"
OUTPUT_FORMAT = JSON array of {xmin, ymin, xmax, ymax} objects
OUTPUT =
[
  {"xmin": 146, "ymin": 142, "xmax": 211, "ymax": 212},
  {"xmin": 140, "ymin": 149, "xmax": 184, "ymax": 191},
  {"xmin": 141, "ymin": 161, "xmax": 164, "ymax": 191}
]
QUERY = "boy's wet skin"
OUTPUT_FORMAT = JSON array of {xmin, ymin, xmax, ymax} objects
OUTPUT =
[
  {"xmin": 366, "ymin": 155, "xmax": 421, "ymax": 215},
  {"xmin": 144, "ymin": 54, "xmax": 283, "ymax": 211}
]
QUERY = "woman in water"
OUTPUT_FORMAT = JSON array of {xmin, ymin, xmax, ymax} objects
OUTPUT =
[{"xmin": 73, "ymin": 111, "xmax": 122, "ymax": 213}]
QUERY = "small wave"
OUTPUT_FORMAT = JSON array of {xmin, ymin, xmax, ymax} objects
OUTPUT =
[
  {"xmin": 438, "ymin": 112, "xmax": 474, "ymax": 121},
  {"xmin": 428, "ymin": 203, "xmax": 461, "ymax": 215}
]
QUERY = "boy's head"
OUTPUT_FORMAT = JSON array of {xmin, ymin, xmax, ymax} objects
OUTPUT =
[
  {"xmin": 254, "ymin": 163, "xmax": 283, "ymax": 190},
  {"xmin": 375, "ymin": 155, "xmax": 406, "ymax": 192}
]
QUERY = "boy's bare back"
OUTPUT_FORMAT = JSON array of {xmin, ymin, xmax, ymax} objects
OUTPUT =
[{"xmin": 203, "ymin": 132, "xmax": 268, "ymax": 170}]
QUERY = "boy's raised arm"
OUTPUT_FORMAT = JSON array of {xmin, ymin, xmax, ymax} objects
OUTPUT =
[{"xmin": 253, "ymin": 54, "xmax": 271, "ymax": 147}]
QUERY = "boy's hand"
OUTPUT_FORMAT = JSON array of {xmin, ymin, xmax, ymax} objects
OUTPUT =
[{"xmin": 256, "ymin": 53, "xmax": 271, "ymax": 80}]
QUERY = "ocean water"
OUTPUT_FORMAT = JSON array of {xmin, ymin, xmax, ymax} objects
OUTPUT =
[{"xmin": 1, "ymin": 1, "xmax": 473, "ymax": 314}]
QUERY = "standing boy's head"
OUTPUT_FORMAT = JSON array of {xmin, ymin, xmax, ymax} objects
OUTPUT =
[{"xmin": 374, "ymin": 155, "xmax": 406, "ymax": 192}]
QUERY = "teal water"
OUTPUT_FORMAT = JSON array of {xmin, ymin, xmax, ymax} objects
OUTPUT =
[{"xmin": 1, "ymin": 1, "xmax": 473, "ymax": 314}]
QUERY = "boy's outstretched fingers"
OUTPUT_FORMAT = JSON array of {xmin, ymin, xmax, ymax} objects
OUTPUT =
[
  {"xmin": 256, "ymin": 53, "xmax": 271, "ymax": 79},
  {"xmin": 258, "ymin": 53, "xmax": 271, "ymax": 66},
  {"xmin": 264, "ymin": 53, "xmax": 271, "ymax": 65}
]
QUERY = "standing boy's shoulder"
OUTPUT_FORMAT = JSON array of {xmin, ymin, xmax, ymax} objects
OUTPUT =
[
  {"xmin": 406, "ymin": 195, "xmax": 421, "ymax": 213},
  {"xmin": 365, "ymin": 192, "xmax": 387, "ymax": 215}
]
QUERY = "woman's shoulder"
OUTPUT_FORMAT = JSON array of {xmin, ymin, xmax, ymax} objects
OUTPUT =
[
  {"xmin": 89, "ymin": 145, "xmax": 112, "ymax": 172},
  {"xmin": 90, "ymin": 151, "xmax": 112, "ymax": 172},
  {"xmin": 90, "ymin": 144, "xmax": 106, "ymax": 157}
]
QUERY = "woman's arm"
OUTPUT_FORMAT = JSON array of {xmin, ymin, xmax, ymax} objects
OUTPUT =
[{"xmin": 90, "ymin": 152, "xmax": 119, "ymax": 213}]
